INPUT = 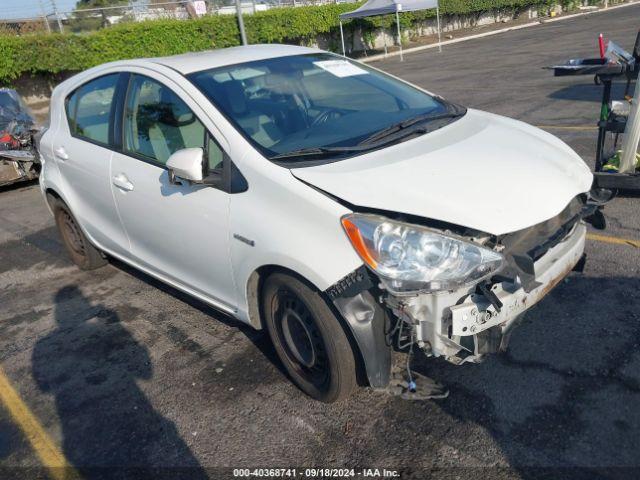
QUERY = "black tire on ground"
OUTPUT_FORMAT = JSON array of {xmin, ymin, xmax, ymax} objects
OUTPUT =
[
  {"xmin": 262, "ymin": 272, "xmax": 357, "ymax": 403},
  {"xmin": 51, "ymin": 198, "xmax": 107, "ymax": 270}
]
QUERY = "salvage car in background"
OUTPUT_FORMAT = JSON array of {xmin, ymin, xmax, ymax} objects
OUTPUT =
[
  {"xmin": 38, "ymin": 45, "xmax": 599, "ymax": 402},
  {"xmin": 0, "ymin": 89, "xmax": 40, "ymax": 187}
]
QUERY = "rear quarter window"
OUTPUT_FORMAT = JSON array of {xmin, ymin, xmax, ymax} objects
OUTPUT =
[{"xmin": 65, "ymin": 74, "xmax": 119, "ymax": 145}]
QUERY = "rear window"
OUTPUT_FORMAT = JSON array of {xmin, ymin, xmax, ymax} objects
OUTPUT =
[{"xmin": 66, "ymin": 74, "xmax": 119, "ymax": 145}]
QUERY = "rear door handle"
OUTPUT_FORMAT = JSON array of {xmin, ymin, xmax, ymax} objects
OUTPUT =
[
  {"xmin": 112, "ymin": 173, "xmax": 134, "ymax": 192},
  {"xmin": 54, "ymin": 146, "xmax": 69, "ymax": 160}
]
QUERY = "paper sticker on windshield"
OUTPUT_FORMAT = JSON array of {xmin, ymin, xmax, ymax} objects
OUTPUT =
[{"xmin": 313, "ymin": 60, "xmax": 368, "ymax": 78}]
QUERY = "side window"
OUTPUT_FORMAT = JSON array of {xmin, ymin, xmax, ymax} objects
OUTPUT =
[
  {"xmin": 207, "ymin": 136, "xmax": 224, "ymax": 172},
  {"xmin": 66, "ymin": 74, "xmax": 119, "ymax": 145},
  {"xmin": 124, "ymin": 75, "xmax": 208, "ymax": 166}
]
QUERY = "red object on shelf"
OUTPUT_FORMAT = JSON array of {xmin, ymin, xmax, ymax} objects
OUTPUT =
[
  {"xmin": 0, "ymin": 132, "xmax": 20, "ymax": 149},
  {"xmin": 598, "ymin": 33, "xmax": 606, "ymax": 59}
]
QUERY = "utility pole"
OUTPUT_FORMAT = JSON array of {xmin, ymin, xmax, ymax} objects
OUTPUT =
[
  {"xmin": 50, "ymin": 0, "xmax": 64, "ymax": 33},
  {"xmin": 235, "ymin": 0, "xmax": 247, "ymax": 45},
  {"xmin": 128, "ymin": 0, "xmax": 135, "ymax": 20},
  {"xmin": 37, "ymin": 0, "xmax": 51, "ymax": 33}
]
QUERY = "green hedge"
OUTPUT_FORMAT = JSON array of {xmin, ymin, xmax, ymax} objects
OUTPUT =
[{"xmin": 1, "ymin": 0, "xmax": 546, "ymax": 83}]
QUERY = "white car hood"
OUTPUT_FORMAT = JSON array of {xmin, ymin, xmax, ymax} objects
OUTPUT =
[{"xmin": 292, "ymin": 109, "xmax": 593, "ymax": 236}]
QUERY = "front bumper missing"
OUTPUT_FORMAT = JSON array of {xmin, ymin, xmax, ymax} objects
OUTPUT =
[
  {"xmin": 328, "ymin": 220, "xmax": 588, "ymax": 389},
  {"xmin": 450, "ymin": 223, "xmax": 586, "ymax": 338}
]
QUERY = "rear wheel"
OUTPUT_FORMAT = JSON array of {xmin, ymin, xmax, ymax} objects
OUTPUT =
[
  {"xmin": 262, "ymin": 272, "xmax": 357, "ymax": 403},
  {"xmin": 52, "ymin": 198, "xmax": 107, "ymax": 270}
]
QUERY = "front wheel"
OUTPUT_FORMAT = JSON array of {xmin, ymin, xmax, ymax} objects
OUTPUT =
[{"xmin": 262, "ymin": 273, "xmax": 357, "ymax": 403}]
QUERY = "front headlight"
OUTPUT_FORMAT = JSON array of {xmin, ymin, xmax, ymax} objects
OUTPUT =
[{"xmin": 341, "ymin": 214, "xmax": 505, "ymax": 294}]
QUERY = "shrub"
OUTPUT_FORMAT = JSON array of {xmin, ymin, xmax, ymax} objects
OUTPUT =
[{"xmin": 0, "ymin": 0, "xmax": 552, "ymax": 83}]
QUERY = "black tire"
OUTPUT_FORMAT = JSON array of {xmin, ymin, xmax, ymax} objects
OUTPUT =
[
  {"xmin": 52, "ymin": 198, "xmax": 107, "ymax": 270},
  {"xmin": 262, "ymin": 272, "xmax": 357, "ymax": 403}
]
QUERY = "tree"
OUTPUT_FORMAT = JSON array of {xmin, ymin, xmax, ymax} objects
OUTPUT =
[{"xmin": 75, "ymin": 0, "xmax": 128, "ymax": 10}]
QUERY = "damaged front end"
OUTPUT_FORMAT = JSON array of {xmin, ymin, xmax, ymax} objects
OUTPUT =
[
  {"xmin": 0, "ymin": 89, "xmax": 40, "ymax": 187},
  {"xmin": 326, "ymin": 195, "xmax": 598, "ymax": 390}
]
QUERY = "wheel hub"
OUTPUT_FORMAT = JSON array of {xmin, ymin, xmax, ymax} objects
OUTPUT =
[
  {"xmin": 61, "ymin": 211, "xmax": 85, "ymax": 256},
  {"xmin": 281, "ymin": 307, "xmax": 316, "ymax": 369}
]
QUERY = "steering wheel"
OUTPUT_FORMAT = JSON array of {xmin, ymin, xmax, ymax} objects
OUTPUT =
[{"xmin": 310, "ymin": 108, "xmax": 345, "ymax": 128}]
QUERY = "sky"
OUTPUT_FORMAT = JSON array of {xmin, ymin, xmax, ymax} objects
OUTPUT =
[{"xmin": 2, "ymin": 0, "xmax": 80, "ymax": 20}]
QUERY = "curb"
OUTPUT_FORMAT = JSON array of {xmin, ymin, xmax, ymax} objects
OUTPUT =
[{"xmin": 360, "ymin": 0, "xmax": 640, "ymax": 63}]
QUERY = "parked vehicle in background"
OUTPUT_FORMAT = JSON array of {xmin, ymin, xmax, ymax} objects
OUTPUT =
[
  {"xmin": 38, "ymin": 44, "xmax": 598, "ymax": 402},
  {"xmin": 0, "ymin": 89, "xmax": 40, "ymax": 187}
]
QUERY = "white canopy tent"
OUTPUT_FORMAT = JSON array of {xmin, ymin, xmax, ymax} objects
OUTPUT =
[{"xmin": 339, "ymin": 0, "xmax": 441, "ymax": 61}]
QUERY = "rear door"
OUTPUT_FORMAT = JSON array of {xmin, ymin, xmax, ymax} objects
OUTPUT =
[
  {"xmin": 110, "ymin": 73, "xmax": 236, "ymax": 311},
  {"xmin": 54, "ymin": 73, "xmax": 130, "ymax": 256}
]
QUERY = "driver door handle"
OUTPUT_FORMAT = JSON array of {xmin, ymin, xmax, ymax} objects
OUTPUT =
[
  {"xmin": 112, "ymin": 173, "xmax": 134, "ymax": 192},
  {"xmin": 54, "ymin": 146, "xmax": 69, "ymax": 160}
]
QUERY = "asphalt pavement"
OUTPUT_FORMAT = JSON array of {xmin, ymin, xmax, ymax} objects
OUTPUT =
[{"xmin": 1, "ymin": 5, "xmax": 640, "ymax": 479}]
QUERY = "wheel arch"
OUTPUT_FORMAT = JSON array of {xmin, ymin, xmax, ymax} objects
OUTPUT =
[
  {"xmin": 44, "ymin": 186, "xmax": 71, "ymax": 216},
  {"xmin": 45, "ymin": 186, "xmax": 62, "ymax": 206},
  {"xmin": 245, "ymin": 264, "xmax": 319, "ymax": 330},
  {"xmin": 246, "ymin": 264, "xmax": 371, "ymax": 387},
  {"xmin": 44, "ymin": 181, "xmax": 76, "ymax": 214}
]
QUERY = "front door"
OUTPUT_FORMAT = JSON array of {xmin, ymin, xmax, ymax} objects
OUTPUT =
[{"xmin": 110, "ymin": 73, "xmax": 236, "ymax": 310}]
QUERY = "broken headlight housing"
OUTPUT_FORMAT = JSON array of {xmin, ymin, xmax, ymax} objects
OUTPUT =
[{"xmin": 341, "ymin": 214, "xmax": 505, "ymax": 294}]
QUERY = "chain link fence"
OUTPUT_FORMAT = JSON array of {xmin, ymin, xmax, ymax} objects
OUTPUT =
[
  {"xmin": 0, "ymin": 18, "xmax": 51, "ymax": 35},
  {"xmin": 1, "ymin": 0, "xmax": 355, "ymax": 35}
]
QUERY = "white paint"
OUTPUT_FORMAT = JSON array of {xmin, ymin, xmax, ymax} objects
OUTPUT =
[
  {"xmin": 166, "ymin": 148, "xmax": 204, "ymax": 182},
  {"xmin": 292, "ymin": 109, "xmax": 593, "ymax": 235},
  {"xmin": 39, "ymin": 44, "xmax": 592, "ymax": 333}
]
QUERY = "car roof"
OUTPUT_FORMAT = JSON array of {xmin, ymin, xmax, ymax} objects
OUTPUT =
[
  {"xmin": 56, "ymin": 44, "xmax": 327, "ymax": 98},
  {"xmin": 146, "ymin": 44, "xmax": 322, "ymax": 75}
]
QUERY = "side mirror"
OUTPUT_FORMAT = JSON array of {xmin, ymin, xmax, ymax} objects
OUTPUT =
[{"xmin": 166, "ymin": 148, "xmax": 203, "ymax": 184}]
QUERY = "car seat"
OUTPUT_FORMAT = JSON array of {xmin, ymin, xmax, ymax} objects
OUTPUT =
[{"xmin": 222, "ymin": 81, "xmax": 282, "ymax": 148}]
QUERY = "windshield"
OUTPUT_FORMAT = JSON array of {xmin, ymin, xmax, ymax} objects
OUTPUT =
[{"xmin": 188, "ymin": 53, "xmax": 463, "ymax": 163}]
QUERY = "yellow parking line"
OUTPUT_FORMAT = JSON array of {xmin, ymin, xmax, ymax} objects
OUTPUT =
[
  {"xmin": 535, "ymin": 125, "xmax": 598, "ymax": 131},
  {"xmin": 0, "ymin": 365, "xmax": 80, "ymax": 480},
  {"xmin": 587, "ymin": 233, "xmax": 640, "ymax": 248}
]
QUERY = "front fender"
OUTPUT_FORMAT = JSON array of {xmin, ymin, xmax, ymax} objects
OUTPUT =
[
  {"xmin": 327, "ymin": 268, "xmax": 392, "ymax": 389},
  {"xmin": 228, "ymin": 155, "xmax": 391, "ymax": 388}
]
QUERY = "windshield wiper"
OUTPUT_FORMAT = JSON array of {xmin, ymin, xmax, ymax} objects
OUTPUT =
[
  {"xmin": 270, "ymin": 107, "xmax": 466, "ymax": 163},
  {"xmin": 359, "ymin": 109, "xmax": 465, "ymax": 146},
  {"xmin": 269, "ymin": 146, "xmax": 355, "ymax": 161}
]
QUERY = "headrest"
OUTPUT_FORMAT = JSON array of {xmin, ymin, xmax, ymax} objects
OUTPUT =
[
  {"xmin": 223, "ymin": 81, "xmax": 248, "ymax": 116},
  {"xmin": 156, "ymin": 88, "xmax": 194, "ymax": 126}
]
